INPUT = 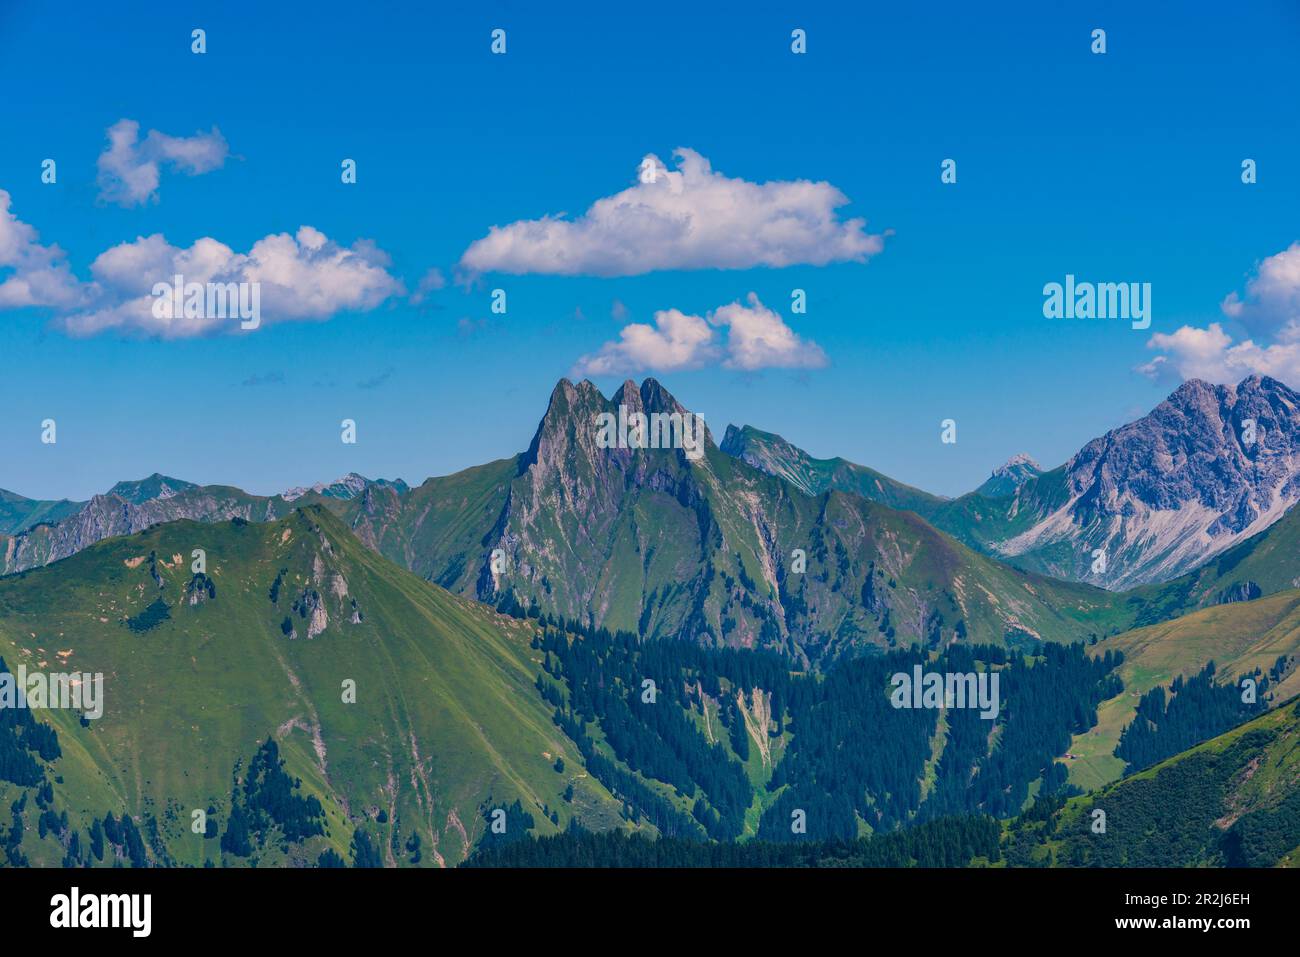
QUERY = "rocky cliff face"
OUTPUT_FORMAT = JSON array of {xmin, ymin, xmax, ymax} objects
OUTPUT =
[
  {"xmin": 997, "ymin": 376, "xmax": 1300, "ymax": 588},
  {"xmin": 478, "ymin": 377, "xmax": 717, "ymax": 630},
  {"xmin": 1, "ymin": 488, "xmax": 284, "ymax": 574},
  {"xmin": 0, "ymin": 475, "xmax": 404, "ymax": 575}
]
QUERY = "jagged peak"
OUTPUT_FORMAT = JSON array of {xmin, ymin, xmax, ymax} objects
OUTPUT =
[
  {"xmin": 1135, "ymin": 374, "xmax": 1298, "ymax": 429},
  {"xmin": 612, "ymin": 379, "xmax": 645, "ymax": 413},
  {"xmin": 523, "ymin": 378, "xmax": 610, "ymax": 467},
  {"xmin": 1234, "ymin": 373, "xmax": 1294, "ymax": 397},
  {"xmin": 992, "ymin": 453, "xmax": 1041, "ymax": 475},
  {"xmin": 639, "ymin": 377, "xmax": 688, "ymax": 416},
  {"xmin": 523, "ymin": 377, "xmax": 711, "ymax": 469}
]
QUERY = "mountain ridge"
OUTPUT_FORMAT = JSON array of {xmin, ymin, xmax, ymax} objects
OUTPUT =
[{"xmin": 720, "ymin": 375, "xmax": 1300, "ymax": 592}]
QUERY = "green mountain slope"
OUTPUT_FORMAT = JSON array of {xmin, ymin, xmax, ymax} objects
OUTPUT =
[
  {"xmin": 343, "ymin": 457, "xmax": 518, "ymax": 590},
  {"xmin": 1008, "ymin": 698, "xmax": 1300, "ymax": 867},
  {"xmin": 1064, "ymin": 588, "xmax": 1300, "ymax": 791},
  {"xmin": 0, "ymin": 506, "xmax": 623, "ymax": 867},
  {"xmin": 477, "ymin": 698, "xmax": 1300, "ymax": 868},
  {"xmin": 0, "ymin": 488, "xmax": 85, "ymax": 536},
  {"xmin": 719, "ymin": 424, "xmax": 948, "ymax": 516}
]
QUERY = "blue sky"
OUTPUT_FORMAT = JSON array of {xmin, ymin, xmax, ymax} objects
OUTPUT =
[{"xmin": 1, "ymin": 0, "xmax": 1298, "ymax": 501}]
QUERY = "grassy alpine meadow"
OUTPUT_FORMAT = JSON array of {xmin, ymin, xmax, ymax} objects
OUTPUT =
[{"xmin": 0, "ymin": 507, "xmax": 625, "ymax": 867}]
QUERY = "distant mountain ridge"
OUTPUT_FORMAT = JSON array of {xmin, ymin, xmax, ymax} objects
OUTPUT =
[
  {"xmin": 723, "ymin": 375, "xmax": 1300, "ymax": 591},
  {"xmin": 0, "ymin": 488, "xmax": 85, "ymax": 536},
  {"xmin": 282, "ymin": 472, "xmax": 410, "ymax": 502},
  {"xmin": 718, "ymin": 424, "xmax": 948, "ymax": 515},
  {"xmin": 0, "ymin": 474, "xmax": 404, "ymax": 576},
  {"xmin": 106, "ymin": 473, "xmax": 199, "ymax": 504},
  {"xmin": 992, "ymin": 376, "xmax": 1300, "ymax": 588}
]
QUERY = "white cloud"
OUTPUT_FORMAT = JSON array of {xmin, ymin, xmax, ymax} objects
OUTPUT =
[
  {"xmin": 97, "ymin": 119, "xmax": 230, "ymax": 206},
  {"xmin": 712, "ymin": 292, "xmax": 828, "ymax": 371},
  {"xmin": 574, "ymin": 307, "xmax": 718, "ymax": 375},
  {"xmin": 0, "ymin": 189, "xmax": 83, "ymax": 309},
  {"xmin": 1, "ymin": 188, "xmax": 402, "ymax": 336},
  {"xmin": 1220, "ymin": 241, "xmax": 1300, "ymax": 339},
  {"xmin": 572, "ymin": 293, "xmax": 826, "ymax": 376},
  {"xmin": 460, "ymin": 148, "xmax": 886, "ymax": 277},
  {"xmin": 1140, "ymin": 243, "xmax": 1300, "ymax": 384},
  {"xmin": 56, "ymin": 226, "xmax": 403, "ymax": 338},
  {"xmin": 1138, "ymin": 323, "xmax": 1300, "ymax": 384}
]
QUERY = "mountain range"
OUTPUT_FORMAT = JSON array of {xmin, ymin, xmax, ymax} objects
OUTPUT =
[
  {"xmin": 723, "ymin": 375, "xmax": 1300, "ymax": 591},
  {"xmin": 5, "ymin": 378, "xmax": 1146, "ymax": 662},
  {"xmin": 4, "ymin": 374, "xmax": 1300, "ymax": 867},
  {"xmin": 8, "ymin": 375, "xmax": 1300, "ymax": 650}
]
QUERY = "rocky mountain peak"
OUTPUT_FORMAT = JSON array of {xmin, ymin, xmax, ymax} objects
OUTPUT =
[
  {"xmin": 280, "ymin": 473, "xmax": 407, "ymax": 503},
  {"xmin": 976, "ymin": 453, "xmax": 1043, "ymax": 498},
  {"xmin": 638, "ymin": 377, "xmax": 689, "ymax": 416},
  {"xmin": 1000, "ymin": 375, "xmax": 1300, "ymax": 587},
  {"xmin": 611, "ymin": 378, "xmax": 646, "ymax": 415},
  {"xmin": 107, "ymin": 473, "xmax": 198, "ymax": 505},
  {"xmin": 523, "ymin": 377, "xmax": 710, "ymax": 473},
  {"xmin": 995, "ymin": 452, "xmax": 1041, "ymax": 473}
]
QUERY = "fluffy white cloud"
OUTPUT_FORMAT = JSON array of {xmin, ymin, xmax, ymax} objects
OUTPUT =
[
  {"xmin": 97, "ymin": 119, "xmax": 230, "ymax": 206},
  {"xmin": 1140, "ymin": 243, "xmax": 1300, "ymax": 384},
  {"xmin": 574, "ymin": 308, "xmax": 719, "ymax": 375},
  {"xmin": 56, "ymin": 226, "xmax": 403, "ymax": 338},
  {"xmin": 712, "ymin": 292, "xmax": 828, "ymax": 371},
  {"xmin": 573, "ymin": 293, "xmax": 826, "ymax": 376},
  {"xmin": 0, "ymin": 187, "xmax": 402, "ymax": 337},
  {"xmin": 1138, "ymin": 323, "xmax": 1300, "ymax": 384},
  {"xmin": 0, "ymin": 190, "xmax": 83, "ymax": 309},
  {"xmin": 460, "ymin": 148, "xmax": 885, "ymax": 277},
  {"xmin": 1220, "ymin": 242, "xmax": 1300, "ymax": 338}
]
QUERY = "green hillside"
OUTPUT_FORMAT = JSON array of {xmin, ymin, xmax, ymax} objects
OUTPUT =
[
  {"xmin": 470, "ymin": 698, "xmax": 1300, "ymax": 868},
  {"xmin": 718, "ymin": 424, "xmax": 948, "ymax": 516},
  {"xmin": 1064, "ymin": 588, "xmax": 1300, "ymax": 791},
  {"xmin": 1006, "ymin": 698, "xmax": 1300, "ymax": 867},
  {"xmin": 0, "ymin": 488, "xmax": 85, "ymax": 536},
  {"xmin": 0, "ymin": 506, "xmax": 623, "ymax": 867}
]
